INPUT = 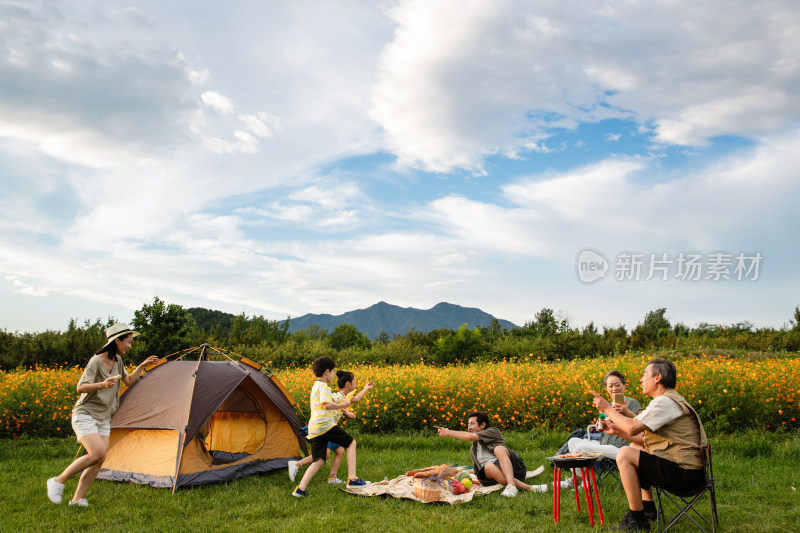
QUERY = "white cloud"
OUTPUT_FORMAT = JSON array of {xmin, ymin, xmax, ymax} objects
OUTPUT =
[
  {"xmin": 372, "ymin": 0, "xmax": 800, "ymax": 172},
  {"xmin": 238, "ymin": 112, "xmax": 280, "ymax": 138},
  {"xmin": 503, "ymin": 158, "xmax": 645, "ymax": 224},
  {"xmin": 185, "ymin": 67, "xmax": 209, "ymax": 85},
  {"xmin": 0, "ymin": 117, "xmax": 147, "ymax": 168},
  {"xmin": 425, "ymin": 195, "xmax": 548, "ymax": 256},
  {"xmin": 4, "ymin": 274, "xmax": 50, "ymax": 297},
  {"xmin": 439, "ymin": 130, "xmax": 800, "ymax": 255},
  {"xmin": 0, "ymin": 2, "xmax": 197, "ymax": 166},
  {"xmin": 233, "ymin": 180, "xmax": 373, "ymax": 231},
  {"xmin": 201, "ymin": 91, "xmax": 235, "ymax": 115},
  {"xmin": 653, "ymin": 89, "xmax": 794, "ymax": 145},
  {"xmin": 289, "ymin": 182, "xmax": 364, "ymax": 209},
  {"xmin": 2, "ymin": 0, "xmax": 799, "ymax": 333}
]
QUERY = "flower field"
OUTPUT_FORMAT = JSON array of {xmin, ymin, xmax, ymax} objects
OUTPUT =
[{"xmin": 2, "ymin": 353, "xmax": 798, "ymax": 438}]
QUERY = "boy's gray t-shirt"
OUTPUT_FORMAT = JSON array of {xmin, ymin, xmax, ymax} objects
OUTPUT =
[{"xmin": 470, "ymin": 427, "xmax": 506, "ymax": 471}]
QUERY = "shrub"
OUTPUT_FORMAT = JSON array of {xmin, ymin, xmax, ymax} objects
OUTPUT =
[{"xmin": 4, "ymin": 351, "xmax": 799, "ymax": 438}]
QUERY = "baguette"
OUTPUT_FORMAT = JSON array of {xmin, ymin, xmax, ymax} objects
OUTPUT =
[
  {"xmin": 405, "ymin": 466, "xmax": 436, "ymax": 476},
  {"xmin": 430, "ymin": 463, "xmax": 448, "ymax": 477},
  {"xmin": 406, "ymin": 466, "xmax": 436, "ymax": 476},
  {"xmin": 407, "ymin": 462, "xmax": 449, "ymax": 477}
]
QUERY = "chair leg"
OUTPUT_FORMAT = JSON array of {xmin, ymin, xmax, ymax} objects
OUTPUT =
[
  {"xmin": 710, "ymin": 487, "xmax": 719, "ymax": 532},
  {"xmin": 658, "ymin": 489, "xmax": 715, "ymax": 533},
  {"xmin": 655, "ymin": 487, "xmax": 664, "ymax": 533}
]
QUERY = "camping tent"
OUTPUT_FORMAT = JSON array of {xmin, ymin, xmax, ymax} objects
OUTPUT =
[{"xmin": 97, "ymin": 352, "xmax": 306, "ymax": 491}]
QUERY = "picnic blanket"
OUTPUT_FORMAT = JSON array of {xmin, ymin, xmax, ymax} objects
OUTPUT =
[{"xmin": 342, "ymin": 465, "xmax": 545, "ymax": 505}]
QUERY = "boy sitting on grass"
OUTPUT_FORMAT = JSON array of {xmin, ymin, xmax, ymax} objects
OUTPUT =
[
  {"xmin": 436, "ymin": 411, "xmax": 546, "ymax": 497},
  {"xmin": 292, "ymin": 356, "xmax": 373, "ymax": 497}
]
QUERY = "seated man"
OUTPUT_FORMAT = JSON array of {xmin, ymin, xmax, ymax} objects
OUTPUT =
[
  {"xmin": 591, "ymin": 358, "xmax": 708, "ymax": 531},
  {"xmin": 436, "ymin": 411, "xmax": 545, "ymax": 497},
  {"xmin": 568, "ymin": 370, "xmax": 642, "ymax": 460}
]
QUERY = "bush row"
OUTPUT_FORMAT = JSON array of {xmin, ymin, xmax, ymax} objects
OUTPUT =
[{"xmin": 3, "ymin": 352, "xmax": 798, "ymax": 439}]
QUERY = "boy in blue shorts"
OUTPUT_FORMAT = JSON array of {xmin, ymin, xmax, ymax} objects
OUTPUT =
[{"xmin": 292, "ymin": 356, "xmax": 372, "ymax": 497}]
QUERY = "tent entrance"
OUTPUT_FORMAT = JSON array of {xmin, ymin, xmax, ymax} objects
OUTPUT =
[{"xmin": 201, "ymin": 387, "xmax": 267, "ymax": 465}]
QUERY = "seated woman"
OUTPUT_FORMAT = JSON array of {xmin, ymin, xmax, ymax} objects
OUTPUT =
[{"xmin": 567, "ymin": 370, "xmax": 642, "ymax": 460}]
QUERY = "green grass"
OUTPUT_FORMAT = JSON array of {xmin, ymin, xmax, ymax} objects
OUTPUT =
[{"xmin": 1, "ymin": 429, "xmax": 798, "ymax": 532}]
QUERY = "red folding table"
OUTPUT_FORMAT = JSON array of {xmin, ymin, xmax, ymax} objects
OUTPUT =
[{"xmin": 548, "ymin": 454, "xmax": 604, "ymax": 526}]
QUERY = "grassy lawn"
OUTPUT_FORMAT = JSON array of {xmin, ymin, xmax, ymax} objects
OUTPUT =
[{"xmin": 1, "ymin": 429, "xmax": 798, "ymax": 532}]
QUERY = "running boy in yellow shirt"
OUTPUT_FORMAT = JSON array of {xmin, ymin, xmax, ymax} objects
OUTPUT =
[{"xmin": 292, "ymin": 356, "xmax": 373, "ymax": 497}]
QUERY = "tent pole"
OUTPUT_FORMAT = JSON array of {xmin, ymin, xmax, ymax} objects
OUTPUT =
[
  {"xmin": 172, "ymin": 432, "xmax": 186, "ymax": 494},
  {"xmin": 172, "ymin": 356, "xmax": 203, "ymax": 493}
]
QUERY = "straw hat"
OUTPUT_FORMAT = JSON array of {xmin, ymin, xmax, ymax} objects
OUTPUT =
[{"xmin": 95, "ymin": 323, "xmax": 140, "ymax": 354}]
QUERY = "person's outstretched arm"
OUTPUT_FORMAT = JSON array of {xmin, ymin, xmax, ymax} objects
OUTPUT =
[{"xmin": 435, "ymin": 426, "xmax": 480, "ymax": 441}]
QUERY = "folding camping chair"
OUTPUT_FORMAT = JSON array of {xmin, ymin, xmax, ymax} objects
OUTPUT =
[
  {"xmin": 653, "ymin": 445, "xmax": 719, "ymax": 533},
  {"xmin": 595, "ymin": 457, "xmax": 621, "ymax": 487}
]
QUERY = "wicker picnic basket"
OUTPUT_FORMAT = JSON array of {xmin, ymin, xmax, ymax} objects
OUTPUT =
[{"xmin": 413, "ymin": 477, "xmax": 442, "ymax": 502}]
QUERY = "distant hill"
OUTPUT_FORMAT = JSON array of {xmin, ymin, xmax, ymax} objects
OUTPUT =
[{"xmin": 287, "ymin": 301, "xmax": 518, "ymax": 339}]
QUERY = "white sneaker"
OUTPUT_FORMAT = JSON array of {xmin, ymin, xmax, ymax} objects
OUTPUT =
[
  {"xmin": 558, "ymin": 477, "xmax": 574, "ymax": 489},
  {"xmin": 47, "ymin": 477, "xmax": 64, "ymax": 504},
  {"xmin": 501, "ymin": 484, "xmax": 519, "ymax": 498},
  {"xmin": 529, "ymin": 483, "xmax": 548, "ymax": 493},
  {"xmin": 327, "ymin": 477, "xmax": 344, "ymax": 485},
  {"xmin": 69, "ymin": 498, "xmax": 88, "ymax": 507},
  {"xmin": 288, "ymin": 460, "xmax": 299, "ymax": 482}
]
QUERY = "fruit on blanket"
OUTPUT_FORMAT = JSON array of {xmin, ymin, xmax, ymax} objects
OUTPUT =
[
  {"xmin": 456, "ymin": 472, "xmax": 471, "ymax": 482},
  {"xmin": 461, "ymin": 478, "xmax": 473, "ymax": 490},
  {"xmin": 450, "ymin": 480, "xmax": 467, "ymax": 495}
]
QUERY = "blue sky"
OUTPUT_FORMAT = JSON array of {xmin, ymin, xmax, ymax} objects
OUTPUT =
[{"xmin": 1, "ymin": 0, "xmax": 799, "ymax": 334}]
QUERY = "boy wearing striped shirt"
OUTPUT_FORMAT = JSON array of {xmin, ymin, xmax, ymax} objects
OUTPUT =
[{"xmin": 292, "ymin": 356, "xmax": 372, "ymax": 497}]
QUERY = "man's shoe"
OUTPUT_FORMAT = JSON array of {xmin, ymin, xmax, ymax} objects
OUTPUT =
[
  {"xmin": 68, "ymin": 498, "xmax": 88, "ymax": 507},
  {"xmin": 610, "ymin": 511, "xmax": 650, "ymax": 531},
  {"xmin": 346, "ymin": 477, "xmax": 371, "ymax": 489},
  {"xmin": 327, "ymin": 476, "xmax": 344, "ymax": 485},
  {"xmin": 644, "ymin": 510, "xmax": 657, "ymax": 523},
  {"xmin": 287, "ymin": 460, "xmax": 299, "ymax": 482},
  {"xmin": 501, "ymin": 484, "xmax": 519, "ymax": 497},
  {"xmin": 291, "ymin": 486, "xmax": 309, "ymax": 498},
  {"xmin": 46, "ymin": 477, "xmax": 64, "ymax": 504}
]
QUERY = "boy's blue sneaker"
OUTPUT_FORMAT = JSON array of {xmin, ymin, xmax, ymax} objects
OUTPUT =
[
  {"xmin": 291, "ymin": 486, "xmax": 309, "ymax": 498},
  {"xmin": 346, "ymin": 477, "xmax": 371, "ymax": 489}
]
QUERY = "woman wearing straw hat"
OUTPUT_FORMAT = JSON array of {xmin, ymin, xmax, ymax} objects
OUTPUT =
[{"xmin": 46, "ymin": 323, "xmax": 159, "ymax": 507}]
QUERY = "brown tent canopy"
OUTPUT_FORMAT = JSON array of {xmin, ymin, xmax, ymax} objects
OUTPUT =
[{"xmin": 98, "ymin": 355, "xmax": 306, "ymax": 491}]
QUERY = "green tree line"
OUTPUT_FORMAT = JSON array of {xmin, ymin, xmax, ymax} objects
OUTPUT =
[{"xmin": 1, "ymin": 297, "xmax": 799, "ymax": 370}]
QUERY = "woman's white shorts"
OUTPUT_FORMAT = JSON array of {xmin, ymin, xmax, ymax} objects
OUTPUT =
[{"xmin": 71, "ymin": 413, "xmax": 111, "ymax": 441}]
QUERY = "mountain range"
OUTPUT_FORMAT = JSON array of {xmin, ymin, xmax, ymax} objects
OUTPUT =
[{"xmin": 286, "ymin": 301, "xmax": 518, "ymax": 339}]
